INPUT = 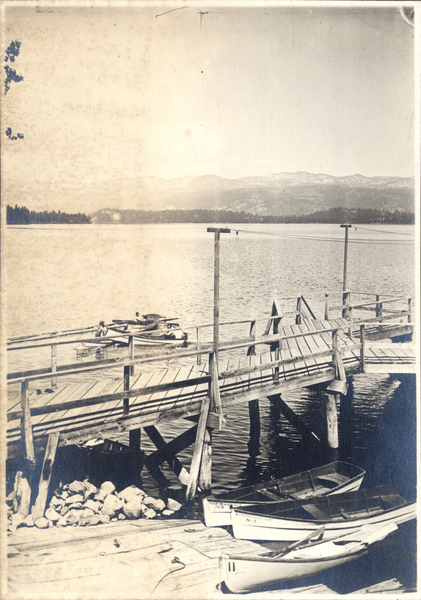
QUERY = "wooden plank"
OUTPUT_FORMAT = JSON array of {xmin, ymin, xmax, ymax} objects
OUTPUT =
[
  {"xmin": 20, "ymin": 380, "xmax": 36, "ymax": 467},
  {"xmin": 185, "ymin": 396, "xmax": 211, "ymax": 501},
  {"xmin": 143, "ymin": 425, "xmax": 191, "ymax": 486}
]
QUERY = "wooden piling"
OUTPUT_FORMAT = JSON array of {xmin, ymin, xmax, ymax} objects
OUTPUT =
[
  {"xmin": 324, "ymin": 294, "xmax": 329, "ymax": 320},
  {"xmin": 32, "ymin": 432, "xmax": 60, "ymax": 520},
  {"xmin": 21, "ymin": 380, "xmax": 36, "ymax": 469},
  {"xmin": 247, "ymin": 319, "xmax": 257, "ymax": 355},
  {"xmin": 326, "ymin": 394, "xmax": 339, "ymax": 449},
  {"xmin": 248, "ymin": 399, "xmax": 261, "ymax": 456},
  {"xmin": 185, "ymin": 395, "xmax": 211, "ymax": 502},
  {"xmin": 199, "ymin": 427, "xmax": 212, "ymax": 491}
]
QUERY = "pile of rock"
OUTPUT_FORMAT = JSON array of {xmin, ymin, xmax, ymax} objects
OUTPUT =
[{"xmin": 7, "ymin": 479, "xmax": 183, "ymax": 531}]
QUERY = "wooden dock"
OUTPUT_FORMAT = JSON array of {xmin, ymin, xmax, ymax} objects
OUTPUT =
[
  {"xmin": 7, "ymin": 516, "xmax": 414, "ymax": 599},
  {"xmin": 7, "ymin": 292, "xmax": 415, "ymax": 514}
]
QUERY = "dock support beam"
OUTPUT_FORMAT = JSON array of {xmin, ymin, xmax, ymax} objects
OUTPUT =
[
  {"xmin": 326, "ymin": 395, "xmax": 339, "ymax": 449},
  {"xmin": 186, "ymin": 395, "xmax": 211, "ymax": 502},
  {"xmin": 248, "ymin": 399, "xmax": 261, "ymax": 456},
  {"xmin": 32, "ymin": 432, "xmax": 60, "ymax": 520}
]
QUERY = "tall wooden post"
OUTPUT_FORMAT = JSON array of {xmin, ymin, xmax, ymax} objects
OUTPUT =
[
  {"xmin": 324, "ymin": 294, "xmax": 329, "ymax": 320},
  {"xmin": 296, "ymin": 297, "xmax": 303, "ymax": 325},
  {"xmin": 207, "ymin": 228, "xmax": 230, "ymax": 364},
  {"xmin": 340, "ymin": 224, "xmax": 352, "ymax": 293}
]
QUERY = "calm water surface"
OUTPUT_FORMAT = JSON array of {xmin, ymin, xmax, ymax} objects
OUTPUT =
[{"xmin": 5, "ymin": 223, "xmax": 417, "ymax": 590}]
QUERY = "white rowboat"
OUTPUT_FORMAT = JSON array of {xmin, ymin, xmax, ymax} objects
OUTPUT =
[
  {"xmin": 231, "ymin": 482, "xmax": 416, "ymax": 542},
  {"xmin": 203, "ymin": 461, "xmax": 366, "ymax": 527},
  {"xmin": 220, "ymin": 522, "xmax": 399, "ymax": 593}
]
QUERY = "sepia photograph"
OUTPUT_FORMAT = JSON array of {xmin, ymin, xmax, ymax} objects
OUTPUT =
[{"xmin": 2, "ymin": 1, "xmax": 418, "ymax": 598}]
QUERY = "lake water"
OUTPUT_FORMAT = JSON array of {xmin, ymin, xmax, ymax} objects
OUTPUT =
[{"xmin": 5, "ymin": 223, "xmax": 417, "ymax": 591}]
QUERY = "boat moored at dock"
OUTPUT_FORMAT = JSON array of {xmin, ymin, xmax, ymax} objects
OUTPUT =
[
  {"xmin": 203, "ymin": 461, "xmax": 366, "ymax": 527},
  {"xmin": 231, "ymin": 482, "xmax": 416, "ymax": 542},
  {"xmin": 220, "ymin": 522, "xmax": 399, "ymax": 593}
]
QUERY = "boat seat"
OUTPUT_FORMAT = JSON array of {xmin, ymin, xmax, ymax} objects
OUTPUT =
[
  {"xmin": 381, "ymin": 494, "xmax": 407, "ymax": 506},
  {"xmin": 315, "ymin": 473, "xmax": 348, "ymax": 485},
  {"xmin": 301, "ymin": 503, "xmax": 330, "ymax": 520},
  {"xmin": 258, "ymin": 489, "xmax": 282, "ymax": 501}
]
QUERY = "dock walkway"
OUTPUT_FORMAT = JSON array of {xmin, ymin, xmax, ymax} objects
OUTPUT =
[
  {"xmin": 7, "ymin": 517, "xmax": 414, "ymax": 599},
  {"xmin": 7, "ymin": 317, "xmax": 415, "ymax": 460}
]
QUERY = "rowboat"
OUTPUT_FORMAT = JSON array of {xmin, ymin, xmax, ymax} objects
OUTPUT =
[
  {"xmin": 83, "ymin": 315, "xmax": 188, "ymax": 348},
  {"xmin": 231, "ymin": 482, "xmax": 416, "ymax": 542},
  {"xmin": 220, "ymin": 522, "xmax": 399, "ymax": 593},
  {"xmin": 203, "ymin": 461, "xmax": 366, "ymax": 527}
]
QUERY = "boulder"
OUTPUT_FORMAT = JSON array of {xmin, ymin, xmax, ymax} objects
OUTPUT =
[
  {"xmin": 68, "ymin": 480, "xmax": 86, "ymax": 495},
  {"xmin": 50, "ymin": 496, "xmax": 64, "ymax": 509},
  {"xmin": 45, "ymin": 508, "xmax": 61, "ymax": 522},
  {"xmin": 81, "ymin": 507, "xmax": 95, "ymax": 518},
  {"xmin": 162, "ymin": 509, "xmax": 174, "ymax": 517},
  {"xmin": 166, "ymin": 498, "xmax": 182, "ymax": 512},
  {"xmin": 118, "ymin": 485, "xmax": 145, "ymax": 504},
  {"xmin": 96, "ymin": 481, "xmax": 115, "ymax": 501},
  {"xmin": 117, "ymin": 513, "xmax": 127, "ymax": 520},
  {"xmin": 67, "ymin": 502, "xmax": 83, "ymax": 510},
  {"xmin": 143, "ymin": 508, "xmax": 156, "ymax": 519},
  {"xmin": 65, "ymin": 494, "xmax": 84, "ymax": 505},
  {"xmin": 60, "ymin": 505, "xmax": 69, "ymax": 516},
  {"xmin": 80, "ymin": 513, "xmax": 101, "ymax": 526},
  {"xmin": 99, "ymin": 514, "xmax": 111, "ymax": 524},
  {"xmin": 83, "ymin": 481, "xmax": 98, "ymax": 500},
  {"xmin": 65, "ymin": 510, "xmax": 81, "ymax": 526},
  {"xmin": 24, "ymin": 514, "xmax": 35, "ymax": 527},
  {"xmin": 122, "ymin": 496, "xmax": 143, "ymax": 520},
  {"xmin": 84, "ymin": 499, "xmax": 101, "ymax": 513},
  {"xmin": 34, "ymin": 517, "xmax": 50, "ymax": 529},
  {"xmin": 101, "ymin": 494, "xmax": 123, "ymax": 517}
]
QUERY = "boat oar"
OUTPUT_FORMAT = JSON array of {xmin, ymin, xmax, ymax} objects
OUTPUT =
[{"xmin": 269, "ymin": 525, "xmax": 326, "ymax": 558}]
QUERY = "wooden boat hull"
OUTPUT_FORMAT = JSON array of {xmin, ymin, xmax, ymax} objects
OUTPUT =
[
  {"xmin": 220, "ymin": 523, "xmax": 398, "ymax": 593},
  {"xmin": 203, "ymin": 461, "xmax": 365, "ymax": 527},
  {"xmin": 231, "ymin": 483, "xmax": 416, "ymax": 542}
]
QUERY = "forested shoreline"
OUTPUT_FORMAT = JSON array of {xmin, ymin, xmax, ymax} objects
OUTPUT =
[
  {"xmin": 7, "ymin": 205, "xmax": 91, "ymax": 224},
  {"xmin": 7, "ymin": 204, "xmax": 414, "ymax": 225}
]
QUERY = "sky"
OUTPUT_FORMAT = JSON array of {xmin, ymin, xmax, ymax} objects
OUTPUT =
[{"xmin": 1, "ymin": 1, "xmax": 417, "ymax": 195}]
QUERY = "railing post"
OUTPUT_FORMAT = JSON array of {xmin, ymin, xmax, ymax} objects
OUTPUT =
[
  {"xmin": 375, "ymin": 294, "xmax": 383, "ymax": 322},
  {"xmin": 360, "ymin": 324, "xmax": 366, "ymax": 373},
  {"xmin": 21, "ymin": 379, "xmax": 36, "ymax": 469},
  {"xmin": 324, "ymin": 294, "xmax": 329, "ymax": 321},
  {"xmin": 342, "ymin": 291, "xmax": 350, "ymax": 319},
  {"xmin": 407, "ymin": 298, "xmax": 412, "ymax": 323},
  {"xmin": 196, "ymin": 326, "xmax": 202, "ymax": 365},
  {"xmin": 51, "ymin": 343, "xmax": 57, "ymax": 389},
  {"xmin": 247, "ymin": 319, "xmax": 256, "ymax": 356},
  {"xmin": 296, "ymin": 297, "xmax": 303, "ymax": 325},
  {"xmin": 128, "ymin": 335, "xmax": 135, "ymax": 375},
  {"xmin": 123, "ymin": 364, "xmax": 130, "ymax": 415}
]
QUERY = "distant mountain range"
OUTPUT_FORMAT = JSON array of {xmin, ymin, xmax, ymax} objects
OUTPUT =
[{"xmin": 4, "ymin": 172, "xmax": 414, "ymax": 217}]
